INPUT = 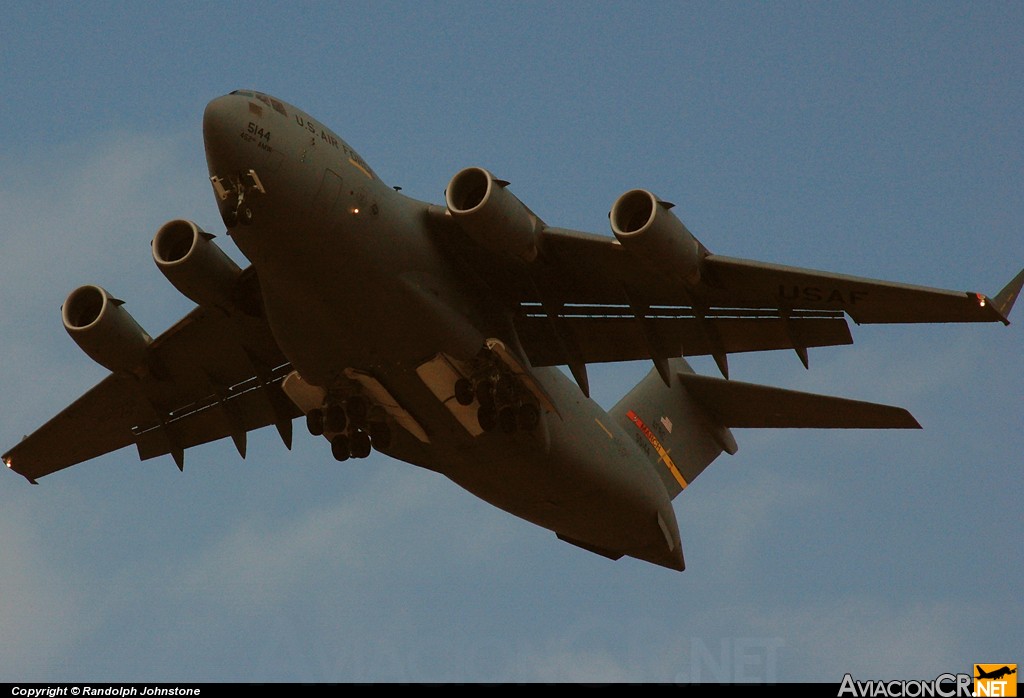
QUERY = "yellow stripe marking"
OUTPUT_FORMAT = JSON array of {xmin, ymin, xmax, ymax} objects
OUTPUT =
[
  {"xmin": 594, "ymin": 418, "xmax": 614, "ymax": 439},
  {"xmin": 349, "ymin": 157, "xmax": 374, "ymax": 180},
  {"xmin": 626, "ymin": 410, "xmax": 688, "ymax": 490}
]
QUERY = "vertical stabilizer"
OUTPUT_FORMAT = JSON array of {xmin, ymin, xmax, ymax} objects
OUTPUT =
[{"xmin": 611, "ymin": 358, "xmax": 735, "ymax": 500}]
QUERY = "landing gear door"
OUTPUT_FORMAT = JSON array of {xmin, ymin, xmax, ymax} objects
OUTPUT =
[
  {"xmin": 342, "ymin": 368, "xmax": 430, "ymax": 443},
  {"xmin": 281, "ymin": 370, "xmax": 430, "ymax": 444},
  {"xmin": 485, "ymin": 339, "xmax": 559, "ymax": 417},
  {"xmin": 415, "ymin": 353, "xmax": 484, "ymax": 436}
]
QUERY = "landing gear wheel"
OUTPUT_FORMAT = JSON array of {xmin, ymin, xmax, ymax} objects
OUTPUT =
[
  {"xmin": 478, "ymin": 404, "xmax": 497, "ymax": 432},
  {"xmin": 498, "ymin": 406, "xmax": 518, "ymax": 434},
  {"xmin": 239, "ymin": 206, "xmax": 254, "ymax": 225},
  {"xmin": 475, "ymin": 380, "xmax": 495, "ymax": 409},
  {"xmin": 494, "ymin": 375, "xmax": 516, "ymax": 404},
  {"xmin": 324, "ymin": 404, "xmax": 347, "ymax": 433},
  {"xmin": 454, "ymin": 378, "xmax": 475, "ymax": 406},
  {"xmin": 369, "ymin": 421, "xmax": 392, "ymax": 451},
  {"xmin": 306, "ymin": 408, "xmax": 324, "ymax": 436},
  {"xmin": 346, "ymin": 395, "xmax": 369, "ymax": 429},
  {"xmin": 331, "ymin": 434, "xmax": 350, "ymax": 461},
  {"xmin": 517, "ymin": 403, "xmax": 540, "ymax": 431},
  {"xmin": 350, "ymin": 429, "xmax": 372, "ymax": 459}
]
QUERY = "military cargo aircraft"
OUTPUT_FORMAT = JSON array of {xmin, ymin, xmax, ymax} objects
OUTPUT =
[{"xmin": 4, "ymin": 90, "xmax": 1021, "ymax": 570}]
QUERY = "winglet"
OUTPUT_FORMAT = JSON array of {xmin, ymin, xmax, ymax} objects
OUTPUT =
[
  {"xmin": 3, "ymin": 454, "xmax": 35, "ymax": 484},
  {"xmin": 991, "ymin": 267, "xmax": 1024, "ymax": 325}
]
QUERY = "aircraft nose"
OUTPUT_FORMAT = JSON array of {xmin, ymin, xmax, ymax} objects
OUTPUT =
[{"xmin": 203, "ymin": 94, "xmax": 245, "ymax": 174}]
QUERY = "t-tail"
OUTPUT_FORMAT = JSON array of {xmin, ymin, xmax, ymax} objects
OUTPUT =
[{"xmin": 612, "ymin": 358, "xmax": 921, "ymax": 503}]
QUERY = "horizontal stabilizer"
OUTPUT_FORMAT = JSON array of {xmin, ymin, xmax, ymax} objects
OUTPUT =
[{"xmin": 677, "ymin": 373, "xmax": 921, "ymax": 429}]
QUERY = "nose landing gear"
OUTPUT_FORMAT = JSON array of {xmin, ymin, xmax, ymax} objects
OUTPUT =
[{"xmin": 210, "ymin": 169, "xmax": 265, "ymax": 229}]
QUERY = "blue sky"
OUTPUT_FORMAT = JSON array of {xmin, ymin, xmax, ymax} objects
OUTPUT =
[{"xmin": 1, "ymin": 2, "xmax": 1020, "ymax": 682}]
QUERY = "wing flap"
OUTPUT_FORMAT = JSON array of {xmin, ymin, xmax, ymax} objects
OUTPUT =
[
  {"xmin": 516, "ymin": 313, "xmax": 852, "ymax": 366},
  {"xmin": 677, "ymin": 372, "xmax": 921, "ymax": 429},
  {"xmin": 134, "ymin": 367, "xmax": 300, "ymax": 462}
]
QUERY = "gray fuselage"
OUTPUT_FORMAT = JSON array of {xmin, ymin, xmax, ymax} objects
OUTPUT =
[{"xmin": 202, "ymin": 92, "xmax": 683, "ymax": 569}]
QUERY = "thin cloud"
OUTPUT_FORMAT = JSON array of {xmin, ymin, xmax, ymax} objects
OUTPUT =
[
  {"xmin": 0, "ymin": 498, "xmax": 89, "ymax": 679},
  {"xmin": 745, "ymin": 597, "xmax": 980, "ymax": 680}
]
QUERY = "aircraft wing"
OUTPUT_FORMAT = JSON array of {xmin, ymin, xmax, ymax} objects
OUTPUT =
[
  {"xmin": 699, "ymin": 255, "xmax": 1020, "ymax": 325},
  {"xmin": 3, "ymin": 271, "xmax": 299, "ymax": 483},
  {"xmin": 428, "ymin": 211, "xmax": 1020, "ymax": 377},
  {"xmin": 514, "ymin": 228, "xmax": 850, "ymax": 366},
  {"xmin": 508, "ymin": 227, "xmax": 1021, "ymax": 371},
  {"xmin": 531, "ymin": 228, "xmax": 1020, "ymax": 320}
]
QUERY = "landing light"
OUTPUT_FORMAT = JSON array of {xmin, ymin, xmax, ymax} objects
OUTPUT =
[
  {"xmin": 976, "ymin": 293, "xmax": 987, "ymax": 307},
  {"xmin": 352, "ymin": 208, "xmax": 360, "ymax": 215},
  {"xmin": 3, "ymin": 456, "xmax": 12, "ymax": 469}
]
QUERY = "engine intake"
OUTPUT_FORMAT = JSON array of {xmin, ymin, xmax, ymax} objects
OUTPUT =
[
  {"xmin": 610, "ymin": 189, "xmax": 703, "ymax": 285},
  {"xmin": 62, "ymin": 285, "xmax": 152, "ymax": 374},
  {"xmin": 152, "ymin": 219, "xmax": 242, "ymax": 310},
  {"xmin": 445, "ymin": 167, "xmax": 540, "ymax": 262}
]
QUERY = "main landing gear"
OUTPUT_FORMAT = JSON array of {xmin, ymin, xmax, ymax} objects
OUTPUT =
[
  {"xmin": 454, "ymin": 350, "xmax": 541, "ymax": 435},
  {"xmin": 305, "ymin": 394, "xmax": 393, "ymax": 462}
]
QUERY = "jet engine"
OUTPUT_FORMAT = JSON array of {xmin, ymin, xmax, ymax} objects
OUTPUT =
[
  {"xmin": 152, "ymin": 219, "xmax": 242, "ymax": 310},
  {"xmin": 445, "ymin": 167, "xmax": 540, "ymax": 262},
  {"xmin": 62, "ymin": 285, "xmax": 152, "ymax": 374},
  {"xmin": 610, "ymin": 189, "xmax": 703, "ymax": 285}
]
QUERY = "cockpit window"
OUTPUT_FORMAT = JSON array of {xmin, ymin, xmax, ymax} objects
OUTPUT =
[{"xmin": 229, "ymin": 91, "xmax": 287, "ymax": 116}]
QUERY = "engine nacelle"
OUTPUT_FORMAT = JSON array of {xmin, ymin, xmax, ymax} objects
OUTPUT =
[
  {"xmin": 62, "ymin": 285, "xmax": 152, "ymax": 374},
  {"xmin": 445, "ymin": 167, "xmax": 540, "ymax": 262},
  {"xmin": 610, "ymin": 189, "xmax": 703, "ymax": 285},
  {"xmin": 152, "ymin": 219, "xmax": 242, "ymax": 310}
]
